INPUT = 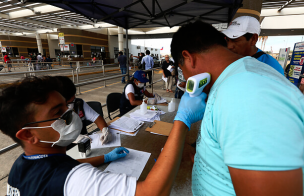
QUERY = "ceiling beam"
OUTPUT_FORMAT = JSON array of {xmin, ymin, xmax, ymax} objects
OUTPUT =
[
  {"xmin": 0, "ymin": 25, "xmax": 34, "ymax": 33},
  {"xmin": 261, "ymin": 7, "xmax": 304, "ymax": 17},
  {"xmin": 17, "ymin": 18, "xmax": 61, "ymax": 28},
  {"xmin": 278, "ymin": 0, "xmax": 294, "ymax": 11}
]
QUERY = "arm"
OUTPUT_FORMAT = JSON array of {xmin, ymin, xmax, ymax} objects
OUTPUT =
[
  {"xmin": 77, "ymin": 155, "xmax": 105, "ymax": 167},
  {"xmin": 144, "ymin": 90, "xmax": 154, "ymax": 98},
  {"xmin": 135, "ymin": 121, "xmax": 188, "ymax": 196},
  {"xmin": 229, "ymin": 167, "xmax": 303, "ymax": 196},
  {"xmin": 127, "ymin": 93, "xmax": 146, "ymax": 106},
  {"xmin": 94, "ymin": 115, "xmax": 108, "ymax": 131}
]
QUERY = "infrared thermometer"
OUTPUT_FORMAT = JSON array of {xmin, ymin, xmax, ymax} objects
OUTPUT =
[{"xmin": 186, "ymin": 73, "xmax": 211, "ymax": 97}]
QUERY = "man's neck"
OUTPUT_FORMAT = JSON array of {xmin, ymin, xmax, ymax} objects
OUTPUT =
[
  {"xmin": 201, "ymin": 46, "xmax": 243, "ymax": 91},
  {"xmin": 24, "ymin": 145, "xmax": 66, "ymax": 156},
  {"xmin": 248, "ymin": 46, "xmax": 258, "ymax": 57}
]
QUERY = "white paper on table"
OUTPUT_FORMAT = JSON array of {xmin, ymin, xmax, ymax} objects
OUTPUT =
[
  {"xmin": 104, "ymin": 148, "xmax": 151, "ymax": 180},
  {"xmin": 130, "ymin": 110, "xmax": 157, "ymax": 119},
  {"xmin": 109, "ymin": 116, "xmax": 144, "ymax": 133},
  {"xmin": 89, "ymin": 129, "xmax": 121, "ymax": 149},
  {"xmin": 148, "ymin": 97, "xmax": 167, "ymax": 104},
  {"xmin": 162, "ymin": 75, "xmax": 167, "ymax": 83},
  {"xmin": 109, "ymin": 128, "xmax": 139, "ymax": 137}
]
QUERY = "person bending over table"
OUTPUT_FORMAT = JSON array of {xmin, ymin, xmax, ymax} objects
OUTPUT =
[
  {"xmin": 120, "ymin": 70, "xmax": 160, "ymax": 116},
  {"xmin": 50, "ymin": 76, "xmax": 108, "ymax": 136}
]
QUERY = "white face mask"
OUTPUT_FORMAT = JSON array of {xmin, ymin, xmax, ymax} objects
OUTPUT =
[
  {"xmin": 23, "ymin": 110, "xmax": 83, "ymax": 147},
  {"xmin": 136, "ymin": 82, "xmax": 145, "ymax": 88}
]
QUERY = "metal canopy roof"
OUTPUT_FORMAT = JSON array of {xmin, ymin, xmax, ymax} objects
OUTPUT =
[{"xmin": 21, "ymin": 0, "xmax": 243, "ymax": 29}]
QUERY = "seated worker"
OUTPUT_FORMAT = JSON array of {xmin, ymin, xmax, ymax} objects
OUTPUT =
[
  {"xmin": 1, "ymin": 77, "xmax": 131, "ymax": 196},
  {"xmin": 52, "ymin": 76, "xmax": 108, "ymax": 136},
  {"xmin": 120, "ymin": 70, "xmax": 160, "ymax": 116}
]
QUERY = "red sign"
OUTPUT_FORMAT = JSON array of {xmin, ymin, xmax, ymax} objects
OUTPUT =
[{"xmin": 71, "ymin": 43, "xmax": 74, "ymax": 47}]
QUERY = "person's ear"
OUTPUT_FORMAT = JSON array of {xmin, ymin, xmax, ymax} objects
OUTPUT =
[
  {"xmin": 250, "ymin": 34, "xmax": 259, "ymax": 46},
  {"xmin": 16, "ymin": 129, "xmax": 40, "ymax": 145},
  {"xmin": 182, "ymin": 50, "xmax": 196, "ymax": 69}
]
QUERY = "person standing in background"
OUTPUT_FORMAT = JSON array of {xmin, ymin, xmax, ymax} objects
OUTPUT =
[
  {"xmin": 129, "ymin": 54, "xmax": 134, "ymax": 70},
  {"xmin": 118, "ymin": 51, "xmax": 127, "ymax": 83},
  {"xmin": 223, "ymin": 16, "xmax": 284, "ymax": 75},
  {"xmin": 141, "ymin": 50, "xmax": 154, "ymax": 86},
  {"xmin": 4, "ymin": 52, "xmax": 12, "ymax": 72},
  {"xmin": 162, "ymin": 55, "xmax": 174, "ymax": 93}
]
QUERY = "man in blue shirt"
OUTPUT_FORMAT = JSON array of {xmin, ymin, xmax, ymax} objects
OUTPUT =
[
  {"xmin": 223, "ymin": 16, "xmax": 284, "ymax": 75},
  {"xmin": 171, "ymin": 20, "xmax": 303, "ymax": 196},
  {"xmin": 141, "ymin": 50, "xmax": 154, "ymax": 85},
  {"xmin": 118, "ymin": 51, "xmax": 127, "ymax": 83}
]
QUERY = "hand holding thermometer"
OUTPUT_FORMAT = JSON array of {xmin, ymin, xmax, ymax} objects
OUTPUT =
[{"xmin": 186, "ymin": 73, "xmax": 211, "ymax": 97}]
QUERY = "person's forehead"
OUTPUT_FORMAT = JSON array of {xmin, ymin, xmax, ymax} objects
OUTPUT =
[{"xmin": 33, "ymin": 91, "xmax": 65, "ymax": 113}]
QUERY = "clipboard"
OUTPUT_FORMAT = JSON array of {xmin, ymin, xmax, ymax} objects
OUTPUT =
[
  {"xmin": 145, "ymin": 120, "xmax": 173, "ymax": 136},
  {"xmin": 108, "ymin": 117, "xmax": 138, "ymax": 135}
]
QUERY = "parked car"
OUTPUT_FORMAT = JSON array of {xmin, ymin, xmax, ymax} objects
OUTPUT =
[{"xmin": 153, "ymin": 57, "xmax": 161, "ymax": 67}]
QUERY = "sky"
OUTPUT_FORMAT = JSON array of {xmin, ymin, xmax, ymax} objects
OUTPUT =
[{"xmin": 131, "ymin": 36, "xmax": 304, "ymax": 56}]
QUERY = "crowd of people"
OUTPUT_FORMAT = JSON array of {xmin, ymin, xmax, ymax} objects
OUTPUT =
[{"xmin": 1, "ymin": 16, "xmax": 304, "ymax": 196}]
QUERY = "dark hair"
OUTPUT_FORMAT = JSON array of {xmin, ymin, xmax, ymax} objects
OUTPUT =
[
  {"xmin": 146, "ymin": 50, "xmax": 150, "ymax": 55},
  {"xmin": 171, "ymin": 20, "xmax": 226, "ymax": 66},
  {"xmin": 243, "ymin": 33, "xmax": 254, "ymax": 41},
  {"xmin": 46, "ymin": 76, "xmax": 76, "ymax": 101},
  {"xmin": 0, "ymin": 77, "xmax": 56, "ymax": 146},
  {"xmin": 119, "ymin": 51, "xmax": 123, "ymax": 55}
]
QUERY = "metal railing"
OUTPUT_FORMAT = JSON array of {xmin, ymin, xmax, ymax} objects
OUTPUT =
[
  {"xmin": 0, "ymin": 67, "xmax": 163, "ymax": 155},
  {"xmin": 0, "ymin": 67, "xmax": 75, "ymax": 82}
]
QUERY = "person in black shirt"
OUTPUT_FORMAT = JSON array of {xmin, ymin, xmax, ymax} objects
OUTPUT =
[{"xmin": 162, "ymin": 55, "xmax": 174, "ymax": 93}]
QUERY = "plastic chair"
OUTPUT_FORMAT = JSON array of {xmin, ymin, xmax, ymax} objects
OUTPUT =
[{"xmin": 106, "ymin": 93, "xmax": 122, "ymax": 120}]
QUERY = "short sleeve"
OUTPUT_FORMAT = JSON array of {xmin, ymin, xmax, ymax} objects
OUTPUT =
[
  {"xmin": 83, "ymin": 101, "xmax": 100, "ymax": 122},
  {"xmin": 214, "ymin": 73, "xmax": 304, "ymax": 171},
  {"xmin": 125, "ymin": 84, "xmax": 135, "ymax": 100},
  {"xmin": 64, "ymin": 163, "xmax": 136, "ymax": 196}
]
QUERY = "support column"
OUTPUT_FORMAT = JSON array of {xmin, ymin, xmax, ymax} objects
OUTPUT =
[
  {"xmin": 47, "ymin": 34, "xmax": 55, "ymax": 58},
  {"xmin": 233, "ymin": 0, "xmax": 263, "ymax": 21},
  {"xmin": 118, "ymin": 27, "xmax": 124, "ymax": 52},
  {"xmin": 126, "ymin": 29, "xmax": 129, "ymax": 78},
  {"xmin": 36, "ymin": 33, "xmax": 43, "ymax": 55}
]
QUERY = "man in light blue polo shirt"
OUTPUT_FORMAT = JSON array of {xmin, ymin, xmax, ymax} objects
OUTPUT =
[
  {"xmin": 172, "ymin": 20, "xmax": 303, "ymax": 195},
  {"xmin": 223, "ymin": 16, "xmax": 284, "ymax": 75},
  {"xmin": 141, "ymin": 50, "xmax": 154, "ymax": 85}
]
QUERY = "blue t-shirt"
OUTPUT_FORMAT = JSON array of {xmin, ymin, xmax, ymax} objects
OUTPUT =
[
  {"xmin": 192, "ymin": 56, "xmax": 304, "ymax": 196},
  {"xmin": 256, "ymin": 48, "xmax": 284, "ymax": 75},
  {"xmin": 118, "ymin": 55, "xmax": 127, "ymax": 68}
]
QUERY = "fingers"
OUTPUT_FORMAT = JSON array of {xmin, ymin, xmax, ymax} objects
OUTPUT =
[{"xmin": 120, "ymin": 147, "xmax": 129, "ymax": 154}]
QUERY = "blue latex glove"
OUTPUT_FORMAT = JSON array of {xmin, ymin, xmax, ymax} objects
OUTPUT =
[
  {"xmin": 104, "ymin": 147, "xmax": 129, "ymax": 163},
  {"xmin": 174, "ymin": 92, "xmax": 207, "ymax": 130}
]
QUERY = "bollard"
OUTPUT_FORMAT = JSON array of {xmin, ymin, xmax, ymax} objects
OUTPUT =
[
  {"xmin": 103, "ymin": 61, "xmax": 106, "ymax": 87},
  {"xmin": 72, "ymin": 69, "xmax": 75, "ymax": 83},
  {"xmin": 76, "ymin": 61, "xmax": 80, "ymax": 72}
]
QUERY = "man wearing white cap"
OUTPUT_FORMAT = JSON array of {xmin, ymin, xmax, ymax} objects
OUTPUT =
[{"xmin": 223, "ymin": 16, "xmax": 284, "ymax": 75}]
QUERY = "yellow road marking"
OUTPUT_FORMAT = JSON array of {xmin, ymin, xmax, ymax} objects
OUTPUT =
[{"xmin": 81, "ymin": 81, "xmax": 121, "ymax": 94}]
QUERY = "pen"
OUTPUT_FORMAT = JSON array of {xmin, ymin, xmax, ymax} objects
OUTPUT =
[{"xmin": 154, "ymin": 158, "xmax": 157, "ymax": 162}]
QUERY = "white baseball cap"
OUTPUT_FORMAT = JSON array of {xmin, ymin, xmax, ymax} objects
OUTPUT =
[{"xmin": 222, "ymin": 16, "xmax": 261, "ymax": 39}]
